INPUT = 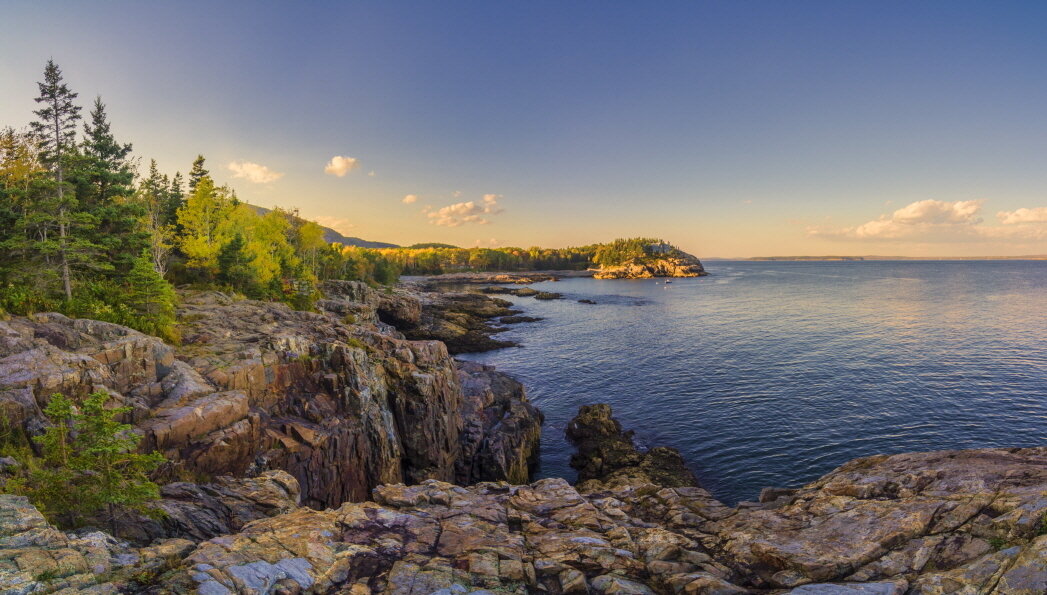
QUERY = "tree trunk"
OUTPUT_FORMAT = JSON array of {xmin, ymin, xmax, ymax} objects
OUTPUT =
[
  {"xmin": 59, "ymin": 208, "xmax": 71, "ymax": 300},
  {"xmin": 55, "ymin": 109, "xmax": 72, "ymax": 300}
]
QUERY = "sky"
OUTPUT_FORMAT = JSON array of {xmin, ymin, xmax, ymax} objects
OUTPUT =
[{"xmin": 2, "ymin": 1, "xmax": 1047, "ymax": 257}]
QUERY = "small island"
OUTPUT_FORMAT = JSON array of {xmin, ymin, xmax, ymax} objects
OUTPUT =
[{"xmin": 590, "ymin": 238, "xmax": 708, "ymax": 279}]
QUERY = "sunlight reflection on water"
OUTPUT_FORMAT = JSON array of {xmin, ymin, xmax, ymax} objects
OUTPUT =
[{"xmin": 458, "ymin": 260, "xmax": 1047, "ymax": 504}]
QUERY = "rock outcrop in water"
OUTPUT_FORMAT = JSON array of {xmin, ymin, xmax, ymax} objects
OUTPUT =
[
  {"xmin": 567, "ymin": 403, "xmax": 699, "ymax": 490},
  {"xmin": 593, "ymin": 253, "xmax": 707, "ymax": 279},
  {"xmin": 592, "ymin": 242, "xmax": 707, "ymax": 279}
]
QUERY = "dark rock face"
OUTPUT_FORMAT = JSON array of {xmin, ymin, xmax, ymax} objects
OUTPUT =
[
  {"xmin": 422, "ymin": 272, "xmax": 571, "ymax": 285},
  {"xmin": 566, "ymin": 403, "xmax": 699, "ymax": 490},
  {"xmin": 122, "ymin": 471, "xmax": 301, "ymax": 544},
  {"xmin": 499, "ymin": 315, "xmax": 543, "ymax": 324},
  {"xmin": 0, "ymin": 282, "xmax": 542, "ymax": 513},
  {"xmin": 455, "ymin": 361, "xmax": 543, "ymax": 485},
  {"xmin": 153, "ymin": 290, "xmax": 466, "ymax": 509}
]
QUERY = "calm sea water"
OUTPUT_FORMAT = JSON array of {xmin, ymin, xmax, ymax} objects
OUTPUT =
[{"xmin": 457, "ymin": 260, "xmax": 1047, "ymax": 505}]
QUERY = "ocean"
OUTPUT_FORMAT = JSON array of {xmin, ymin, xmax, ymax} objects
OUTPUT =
[{"xmin": 457, "ymin": 260, "xmax": 1047, "ymax": 505}]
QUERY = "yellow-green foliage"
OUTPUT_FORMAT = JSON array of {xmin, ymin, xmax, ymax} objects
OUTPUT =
[{"xmin": 176, "ymin": 176, "xmax": 236, "ymax": 271}]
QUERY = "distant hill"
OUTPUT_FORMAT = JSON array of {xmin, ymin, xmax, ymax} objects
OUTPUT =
[
  {"xmin": 747, "ymin": 255, "xmax": 1047, "ymax": 261},
  {"xmin": 245, "ymin": 204, "xmax": 399, "ymax": 249},
  {"xmin": 405, "ymin": 243, "xmax": 461, "ymax": 249}
]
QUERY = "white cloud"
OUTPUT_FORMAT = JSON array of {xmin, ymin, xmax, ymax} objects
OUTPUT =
[
  {"xmin": 427, "ymin": 193, "xmax": 504, "ymax": 227},
  {"xmin": 312, "ymin": 216, "xmax": 356, "ymax": 236},
  {"xmin": 809, "ymin": 199, "xmax": 985, "ymax": 241},
  {"xmin": 402, "ymin": 194, "xmax": 418, "ymax": 204},
  {"xmin": 227, "ymin": 161, "xmax": 283, "ymax": 184},
  {"xmin": 474, "ymin": 238, "xmax": 499, "ymax": 247},
  {"xmin": 997, "ymin": 207, "xmax": 1047, "ymax": 225},
  {"xmin": 809, "ymin": 199, "xmax": 1047, "ymax": 243},
  {"xmin": 452, "ymin": 190, "xmax": 463, "ymax": 198},
  {"xmin": 368, "ymin": 170, "xmax": 376, "ymax": 177},
  {"xmin": 324, "ymin": 156, "xmax": 359, "ymax": 177}
]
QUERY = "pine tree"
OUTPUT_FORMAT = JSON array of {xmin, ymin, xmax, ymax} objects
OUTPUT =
[
  {"xmin": 72, "ymin": 390, "xmax": 164, "ymax": 536},
  {"xmin": 28, "ymin": 60, "xmax": 82, "ymax": 300},
  {"xmin": 29, "ymin": 393, "xmax": 83, "ymax": 526},
  {"xmin": 187, "ymin": 154, "xmax": 208, "ymax": 192},
  {"xmin": 216, "ymin": 232, "xmax": 257, "ymax": 294},
  {"xmin": 166, "ymin": 171, "xmax": 185, "ymax": 227},
  {"xmin": 125, "ymin": 251, "xmax": 178, "ymax": 342},
  {"xmin": 80, "ymin": 97, "xmax": 134, "ymax": 206},
  {"xmin": 80, "ymin": 97, "xmax": 145, "ymax": 276}
]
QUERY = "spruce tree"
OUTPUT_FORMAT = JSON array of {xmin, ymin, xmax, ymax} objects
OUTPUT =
[
  {"xmin": 29, "ymin": 60, "xmax": 82, "ymax": 299},
  {"xmin": 125, "ymin": 251, "xmax": 178, "ymax": 342},
  {"xmin": 166, "ymin": 171, "xmax": 185, "ymax": 227},
  {"xmin": 80, "ymin": 97, "xmax": 146, "ymax": 276},
  {"xmin": 216, "ymin": 232, "xmax": 257, "ymax": 294},
  {"xmin": 72, "ymin": 390, "xmax": 164, "ymax": 536},
  {"xmin": 81, "ymin": 97, "xmax": 134, "ymax": 206},
  {"xmin": 29, "ymin": 394, "xmax": 83, "ymax": 527},
  {"xmin": 187, "ymin": 154, "xmax": 208, "ymax": 192}
]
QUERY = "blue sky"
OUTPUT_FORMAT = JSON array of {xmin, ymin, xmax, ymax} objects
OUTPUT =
[{"xmin": 2, "ymin": 1, "xmax": 1047, "ymax": 256}]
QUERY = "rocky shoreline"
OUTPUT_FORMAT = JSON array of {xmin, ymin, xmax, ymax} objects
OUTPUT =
[{"xmin": 2, "ymin": 279, "xmax": 1046, "ymax": 594}]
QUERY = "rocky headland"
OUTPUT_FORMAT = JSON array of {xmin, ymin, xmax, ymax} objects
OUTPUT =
[
  {"xmin": 2, "ymin": 280, "xmax": 1046, "ymax": 594},
  {"xmin": 592, "ymin": 250, "xmax": 708, "ymax": 280}
]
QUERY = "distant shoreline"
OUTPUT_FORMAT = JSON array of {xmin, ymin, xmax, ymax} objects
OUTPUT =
[{"xmin": 706, "ymin": 255, "xmax": 1047, "ymax": 261}]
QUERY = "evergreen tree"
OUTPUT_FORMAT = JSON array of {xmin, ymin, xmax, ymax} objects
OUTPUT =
[
  {"xmin": 187, "ymin": 154, "xmax": 208, "ymax": 192},
  {"xmin": 125, "ymin": 252, "xmax": 178, "ymax": 342},
  {"xmin": 72, "ymin": 390, "xmax": 164, "ymax": 535},
  {"xmin": 216, "ymin": 232, "xmax": 257, "ymax": 294},
  {"xmin": 80, "ymin": 97, "xmax": 134, "ymax": 206},
  {"xmin": 29, "ymin": 60, "xmax": 84, "ymax": 299},
  {"xmin": 28, "ymin": 394, "xmax": 82, "ymax": 526},
  {"xmin": 80, "ymin": 97, "xmax": 146, "ymax": 276},
  {"xmin": 166, "ymin": 171, "xmax": 185, "ymax": 227}
]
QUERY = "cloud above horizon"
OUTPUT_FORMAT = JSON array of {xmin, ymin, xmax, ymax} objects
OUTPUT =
[
  {"xmin": 428, "ymin": 194, "xmax": 504, "ymax": 227},
  {"xmin": 311, "ymin": 216, "xmax": 356, "ymax": 236},
  {"xmin": 402, "ymin": 194, "xmax": 418, "ymax": 204},
  {"xmin": 324, "ymin": 156, "xmax": 359, "ymax": 177},
  {"xmin": 810, "ymin": 199, "xmax": 1047, "ymax": 243},
  {"xmin": 227, "ymin": 161, "xmax": 283, "ymax": 184},
  {"xmin": 997, "ymin": 207, "xmax": 1047, "ymax": 225}
]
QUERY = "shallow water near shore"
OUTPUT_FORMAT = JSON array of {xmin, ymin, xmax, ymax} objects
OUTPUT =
[{"xmin": 457, "ymin": 260, "xmax": 1047, "ymax": 505}]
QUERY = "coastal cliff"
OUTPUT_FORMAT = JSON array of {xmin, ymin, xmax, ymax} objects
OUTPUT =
[
  {"xmin": 2, "ymin": 285, "xmax": 1047, "ymax": 594},
  {"xmin": 0, "ymin": 281, "xmax": 541, "ymax": 513}
]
